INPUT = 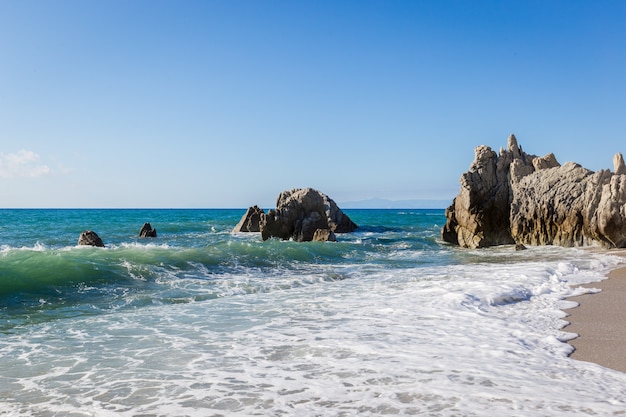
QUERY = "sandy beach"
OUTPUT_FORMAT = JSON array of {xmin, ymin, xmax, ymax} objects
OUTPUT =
[{"xmin": 565, "ymin": 252, "xmax": 626, "ymax": 373}]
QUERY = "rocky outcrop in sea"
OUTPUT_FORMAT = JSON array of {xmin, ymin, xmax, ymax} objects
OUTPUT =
[
  {"xmin": 232, "ymin": 206, "xmax": 265, "ymax": 233},
  {"xmin": 78, "ymin": 230, "xmax": 105, "ymax": 247},
  {"xmin": 139, "ymin": 222, "xmax": 157, "ymax": 237},
  {"xmin": 442, "ymin": 134, "xmax": 626, "ymax": 248},
  {"xmin": 234, "ymin": 188, "xmax": 357, "ymax": 242}
]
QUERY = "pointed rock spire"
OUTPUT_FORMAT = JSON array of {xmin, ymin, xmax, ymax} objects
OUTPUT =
[
  {"xmin": 507, "ymin": 134, "xmax": 521, "ymax": 158},
  {"xmin": 613, "ymin": 152, "xmax": 626, "ymax": 175}
]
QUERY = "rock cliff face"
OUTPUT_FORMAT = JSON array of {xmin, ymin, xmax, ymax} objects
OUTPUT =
[
  {"xmin": 442, "ymin": 134, "xmax": 626, "ymax": 248},
  {"xmin": 260, "ymin": 188, "xmax": 357, "ymax": 242}
]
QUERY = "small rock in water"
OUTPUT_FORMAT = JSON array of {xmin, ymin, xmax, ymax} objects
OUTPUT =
[
  {"xmin": 139, "ymin": 222, "xmax": 157, "ymax": 237},
  {"xmin": 78, "ymin": 230, "xmax": 105, "ymax": 247}
]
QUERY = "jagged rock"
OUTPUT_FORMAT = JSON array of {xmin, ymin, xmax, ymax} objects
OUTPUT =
[
  {"xmin": 591, "ymin": 172, "xmax": 626, "ymax": 247},
  {"xmin": 533, "ymin": 153, "xmax": 560, "ymax": 171},
  {"xmin": 232, "ymin": 206, "xmax": 265, "ymax": 232},
  {"xmin": 614, "ymin": 152, "xmax": 626, "ymax": 175},
  {"xmin": 312, "ymin": 228, "xmax": 337, "ymax": 242},
  {"xmin": 509, "ymin": 162, "xmax": 593, "ymax": 246},
  {"xmin": 441, "ymin": 138, "xmax": 520, "ymax": 248},
  {"xmin": 442, "ymin": 134, "xmax": 626, "ymax": 249},
  {"xmin": 78, "ymin": 230, "xmax": 104, "ymax": 247},
  {"xmin": 260, "ymin": 188, "xmax": 357, "ymax": 242},
  {"xmin": 510, "ymin": 158, "xmax": 535, "ymax": 183},
  {"xmin": 508, "ymin": 133, "xmax": 521, "ymax": 158},
  {"xmin": 515, "ymin": 243, "xmax": 527, "ymax": 251},
  {"xmin": 139, "ymin": 222, "xmax": 157, "ymax": 237}
]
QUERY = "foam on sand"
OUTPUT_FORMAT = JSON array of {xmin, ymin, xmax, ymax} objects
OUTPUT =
[{"xmin": 565, "ymin": 250, "xmax": 626, "ymax": 373}]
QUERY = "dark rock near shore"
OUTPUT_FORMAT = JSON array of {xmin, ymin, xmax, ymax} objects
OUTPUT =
[
  {"xmin": 78, "ymin": 230, "xmax": 105, "ymax": 247},
  {"xmin": 139, "ymin": 222, "xmax": 157, "ymax": 237},
  {"xmin": 312, "ymin": 228, "xmax": 338, "ymax": 242},
  {"xmin": 232, "ymin": 206, "xmax": 265, "ymax": 233},
  {"xmin": 442, "ymin": 134, "xmax": 626, "ymax": 249},
  {"xmin": 260, "ymin": 188, "xmax": 357, "ymax": 242}
]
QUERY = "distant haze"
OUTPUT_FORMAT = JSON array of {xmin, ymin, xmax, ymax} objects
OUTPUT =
[{"xmin": 339, "ymin": 198, "xmax": 450, "ymax": 209}]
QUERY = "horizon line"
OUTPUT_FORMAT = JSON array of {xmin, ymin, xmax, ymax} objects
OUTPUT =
[{"xmin": 0, "ymin": 206, "xmax": 449, "ymax": 210}]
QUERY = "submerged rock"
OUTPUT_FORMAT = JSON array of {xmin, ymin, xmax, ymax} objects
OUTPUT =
[
  {"xmin": 139, "ymin": 222, "xmax": 157, "ymax": 237},
  {"xmin": 260, "ymin": 188, "xmax": 357, "ymax": 242},
  {"xmin": 442, "ymin": 134, "xmax": 626, "ymax": 249},
  {"xmin": 232, "ymin": 205, "xmax": 265, "ymax": 233},
  {"xmin": 515, "ymin": 243, "xmax": 527, "ymax": 251},
  {"xmin": 78, "ymin": 230, "xmax": 105, "ymax": 247}
]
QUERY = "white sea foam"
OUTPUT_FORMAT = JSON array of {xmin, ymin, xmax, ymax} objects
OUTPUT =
[
  {"xmin": 0, "ymin": 241, "xmax": 49, "ymax": 253},
  {"xmin": 1, "ymin": 247, "xmax": 625, "ymax": 416},
  {"xmin": 122, "ymin": 241, "xmax": 176, "ymax": 250}
]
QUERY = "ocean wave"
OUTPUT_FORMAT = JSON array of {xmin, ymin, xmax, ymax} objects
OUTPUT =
[{"xmin": 4, "ymin": 210, "xmax": 626, "ymax": 415}]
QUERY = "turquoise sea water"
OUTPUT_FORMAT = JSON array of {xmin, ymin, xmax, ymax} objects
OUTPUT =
[{"xmin": 1, "ymin": 209, "xmax": 626, "ymax": 416}]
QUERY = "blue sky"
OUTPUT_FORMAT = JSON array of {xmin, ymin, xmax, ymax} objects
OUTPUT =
[{"xmin": 1, "ymin": 0, "xmax": 625, "ymax": 208}]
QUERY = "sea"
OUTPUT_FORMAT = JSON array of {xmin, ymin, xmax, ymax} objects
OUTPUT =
[{"xmin": 1, "ymin": 208, "xmax": 626, "ymax": 417}]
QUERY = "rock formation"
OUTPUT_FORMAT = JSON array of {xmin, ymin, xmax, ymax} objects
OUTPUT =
[
  {"xmin": 312, "ymin": 228, "xmax": 338, "ymax": 242},
  {"xmin": 614, "ymin": 152, "xmax": 626, "ymax": 175},
  {"xmin": 232, "ymin": 206, "xmax": 265, "ymax": 233},
  {"xmin": 442, "ymin": 134, "xmax": 626, "ymax": 249},
  {"xmin": 78, "ymin": 230, "xmax": 105, "ymax": 247},
  {"xmin": 139, "ymin": 222, "xmax": 157, "ymax": 237},
  {"xmin": 260, "ymin": 188, "xmax": 357, "ymax": 242}
]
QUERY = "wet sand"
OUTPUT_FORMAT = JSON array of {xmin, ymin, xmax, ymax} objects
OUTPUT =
[{"xmin": 565, "ymin": 257, "xmax": 626, "ymax": 373}]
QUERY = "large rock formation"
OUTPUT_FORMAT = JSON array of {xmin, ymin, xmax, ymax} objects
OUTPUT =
[
  {"xmin": 442, "ymin": 134, "xmax": 626, "ymax": 248},
  {"xmin": 78, "ymin": 230, "xmax": 105, "ymax": 247},
  {"xmin": 232, "ymin": 205, "xmax": 265, "ymax": 233},
  {"xmin": 260, "ymin": 188, "xmax": 357, "ymax": 241}
]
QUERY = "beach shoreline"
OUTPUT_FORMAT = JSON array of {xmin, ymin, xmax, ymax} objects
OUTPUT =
[{"xmin": 564, "ymin": 250, "xmax": 626, "ymax": 373}]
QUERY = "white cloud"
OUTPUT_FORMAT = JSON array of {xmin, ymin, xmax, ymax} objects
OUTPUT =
[{"xmin": 0, "ymin": 150, "xmax": 52, "ymax": 178}]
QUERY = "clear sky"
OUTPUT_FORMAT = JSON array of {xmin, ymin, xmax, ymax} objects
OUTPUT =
[{"xmin": 1, "ymin": 0, "xmax": 625, "ymax": 208}]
